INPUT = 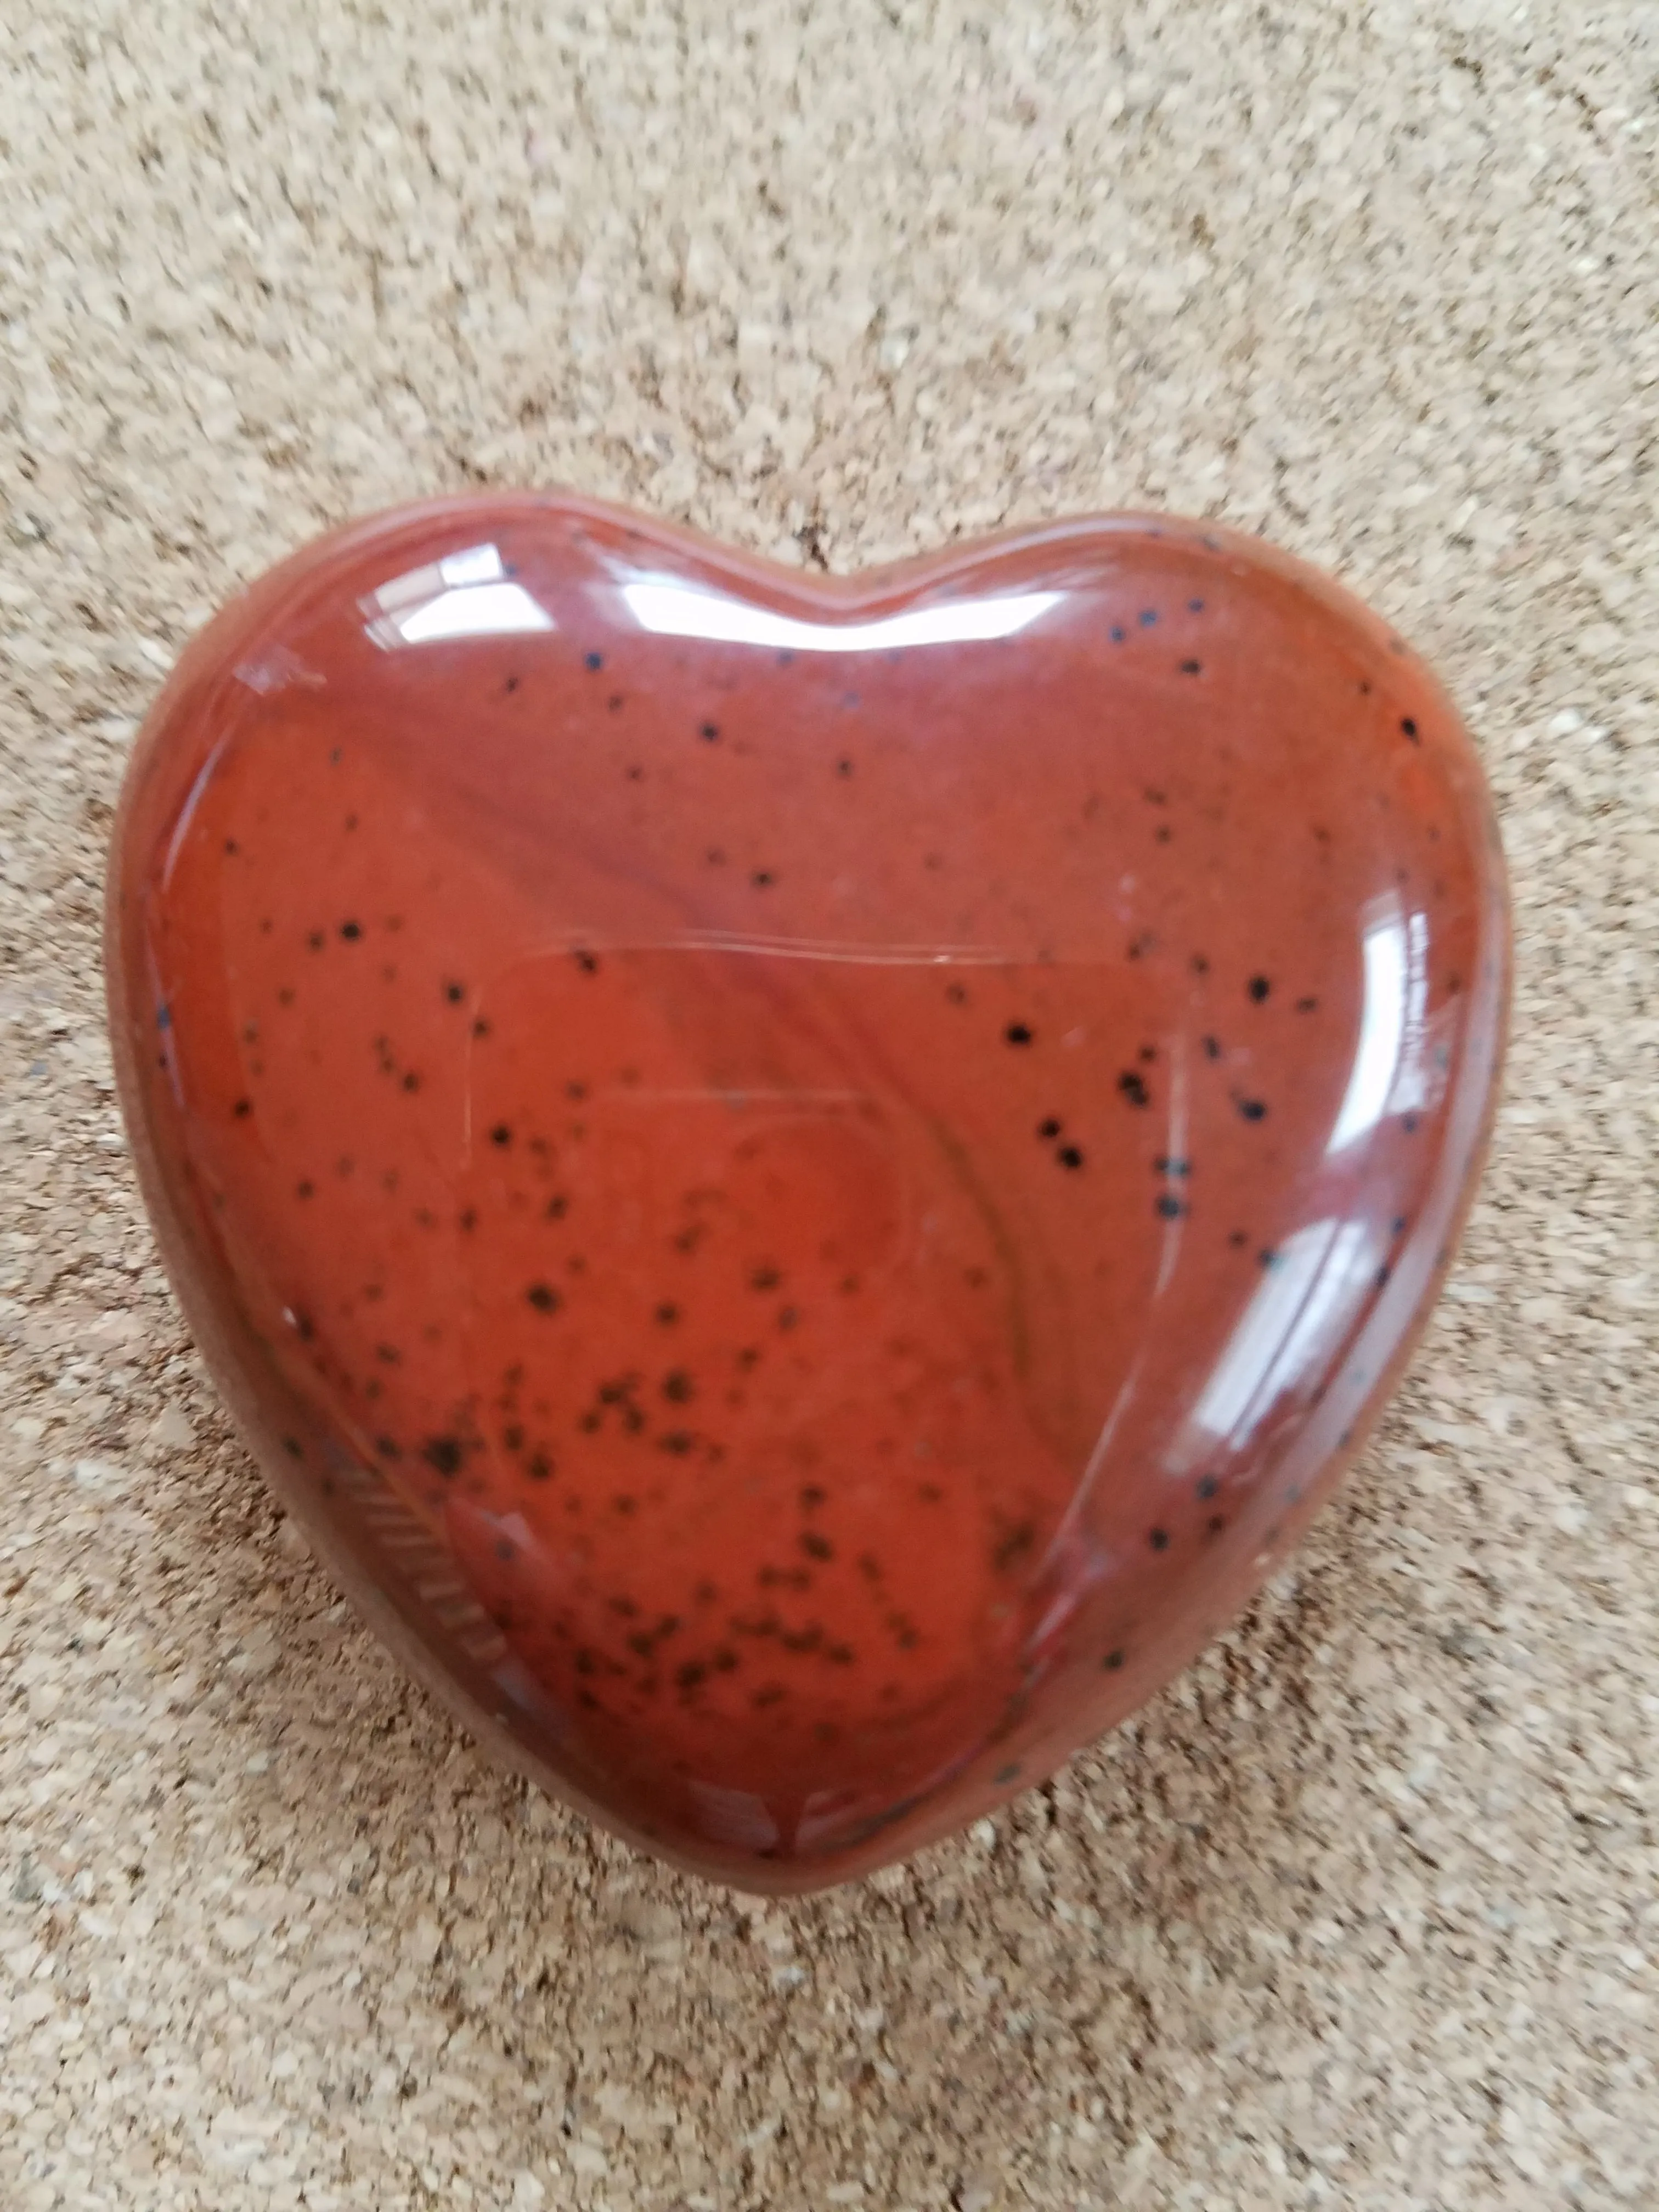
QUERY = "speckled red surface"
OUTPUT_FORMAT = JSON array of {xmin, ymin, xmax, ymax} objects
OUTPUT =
[{"xmin": 106, "ymin": 495, "xmax": 1508, "ymax": 1887}]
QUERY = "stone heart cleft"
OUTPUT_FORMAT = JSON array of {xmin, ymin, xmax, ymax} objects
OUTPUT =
[{"xmin": 105, "ymin": 496, "xmax": 1508, "ymax": 1889}]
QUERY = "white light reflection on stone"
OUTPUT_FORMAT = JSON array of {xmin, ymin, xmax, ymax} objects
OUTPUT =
[
  {"xmin": 618, "ymin": 576, "xmax": 1062, "ymax": 654},
  {"xmin": 363, "ymin": 543, "xmax": 555, "ymax": 648},
  {"xmin": 1176, "ymin": 1215, "xmax": 1383, "ymax": 1459},
  {"xmin": 1327, "ymin": 898, "xmax": 1432, "ymax": 1154}
]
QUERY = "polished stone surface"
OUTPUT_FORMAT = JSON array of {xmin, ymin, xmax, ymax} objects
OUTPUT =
[{"xmin": 106, "ymin": 495, "xmax": 1508, "ymax": 1888}]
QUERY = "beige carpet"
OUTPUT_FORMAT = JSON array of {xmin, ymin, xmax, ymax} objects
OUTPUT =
[{"xmin": 2, "ymin": 4, "xmax": 1656, "ymax": 2207}]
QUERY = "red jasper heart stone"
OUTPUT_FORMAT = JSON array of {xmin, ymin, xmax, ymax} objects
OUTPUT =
[{"xmin": 106, "ymin": 495, "xmax": 1508, "ymax": 1889}]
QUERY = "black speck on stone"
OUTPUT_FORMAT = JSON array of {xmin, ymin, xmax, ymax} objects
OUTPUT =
[
  {"xmin": 1148, "ymin": 1527, "xmax": 1170, "ymax": 1551},
  {"xmin": 1188, "ymin": 597, "xmax": 1204, "ymax": 612},
  {"xmin": 340, "ymin": 921, "xmax": 363, "ymax": 941},
  {"xmin": 573, "ymin": 949, "xmax": 599, "ymax": 975},
  {"xmin": 1103, "ymin": 1647, "xmax": 1126, "ymax": 1671},
  {"xmin": 1295, "ymin": 995, "xmax": 1319, "ymax": 1013},
  {"xmin": 1154, "ymin": 1155, "xmax": 1190, "ymax": 1177},
  {"xmin": 1110, "ymin": 624, "xmax": 1126, "ymax": 643},
  {"xmin": 584, "ymin": 651, "xmax": 604, "ymax": 670},
  {"xmin": 444, "ymin": 980, "xmax": 465, "ymax": 1003},
  {"xmin": 1057, "ymin": 1144, "xmax": 1085, "ymax": 1171},
  {"xmin": 1248, "ymin": 974, "xmax": 1271, "ymax": 1003},
  {"xmin": 490, "ymin": 1123, "xmax": 512, "ymax": 1148},
  {"xmin": 1235, "ymin": 1096, "xmax": 1268, "ymax": 1122},
  {"xmin": 1402, "ymin": 1113, "xmax": 1421, "ymax": 1135},
  {"xmin": 1180, "ymin": 658, "xmax": 1202, "ymax": 676},
  {"xmin": 1196, "ymin": 1474, "xmax": 1220, "ymax": 1500},
  {"xmin": 752, "ymin": 870, "xmax": 775, "ymax": 889},
  {"xmin": 1155, "ymin": 1193, "xmax": 1185, "ymax": 1218},
  {"xmin": 1391, "ymin": 1214, "xmax": 1407, "ymax": 1237},
  {"xmin": 995, "ymin": 1762, "xmax": 1020, "ymax": 1785},
  {"xmin": 422, "ymin": 1435, "xmax": 464, "ymax": 1477},
  {"xmin": 1005, "ymin": 1022, "xmax": 1034, "ymax": 1047},
  {"xmin": 1202, "ymin": 1034, "xmax": 1222, "ymax": 1060},
  {"xmin": 699, "ymin": 721, "xmax": 720, "ymax": 742},
  {"xmin": 1118, "ymin": 1070, "xmax": 1150, "ymax": 1108},
  {"xmin": 156, "ymin": 1004, "xmax": 172, "ymax": 1030},
  {"xmin": 1401, "ymin": 716, "xmax": 1419, "ymax": 741},
  {"xmin": 1139, "ymin": 608, "xmax": 1158, "ymax": 627},
  {"xmin": 526, "ymin": 1282, "xmax": 560, "ymax": 1313},
  {"xmin": 505, "ymin": 675, "xmax": 520, "ymax": 694},
  {"xmin": 233, "ymin": 1097, "xmax": 252, "ymax": 1118},
  {"xmin": 655, "ymin": 1302, "xmax": 680, "ymax": 1325},
  {"xmin": 1037, "ymin": 1116, "xmax": 1063, "ymax": 1139}
]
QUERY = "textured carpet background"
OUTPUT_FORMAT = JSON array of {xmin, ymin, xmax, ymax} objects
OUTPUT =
[{"xmin": 2, "ymin": 4, "xmax": 1656, "ymax": 2208}]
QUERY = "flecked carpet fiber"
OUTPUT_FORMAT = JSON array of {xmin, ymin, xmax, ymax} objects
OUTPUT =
[{"xmin": 1, "ymin": 4, "xmax": 1656, "ymax": 2208}]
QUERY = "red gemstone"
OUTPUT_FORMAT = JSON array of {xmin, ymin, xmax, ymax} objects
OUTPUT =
[{"xmin": 105, "ymin": 495, "xmax": 1508, "ymax": 1888}]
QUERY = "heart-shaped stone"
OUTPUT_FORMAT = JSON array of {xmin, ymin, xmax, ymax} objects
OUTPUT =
[{"xmin": 106, "ymin": 496, "xmax": 1508, "ymax": 1889}]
